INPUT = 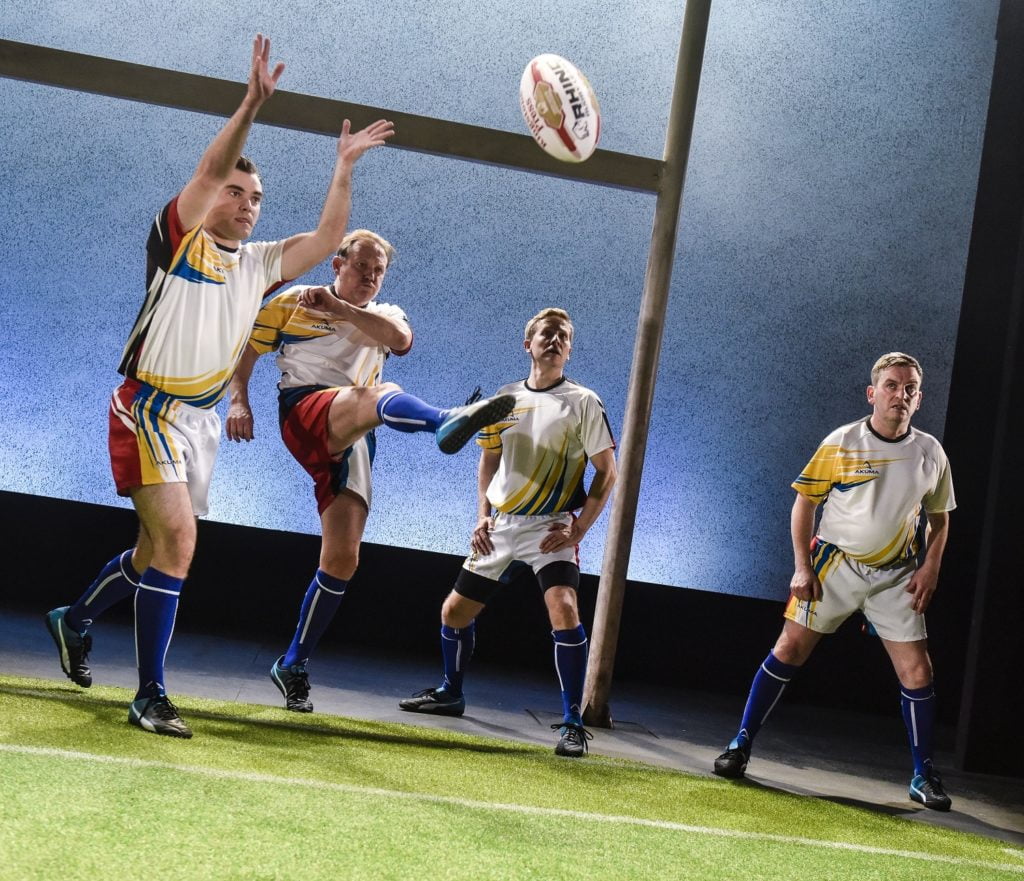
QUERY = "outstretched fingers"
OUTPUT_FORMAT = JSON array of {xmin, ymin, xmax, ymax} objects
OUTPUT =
[
  {"xmin": 338, "ymin": 118, "xmax": 397, "ymax": 162},
  {"xmin": 248, "ymin": 34, "xmax": 285, "ymax": 103}
]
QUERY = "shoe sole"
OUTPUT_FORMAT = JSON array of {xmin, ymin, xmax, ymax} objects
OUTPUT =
[
  {"xmin": 43, "ymin": 609, "xmax": 91, "ymax": 688},
  {"xmin": 398, "ymin": 700, "xmax": 465, "ymax": 717},
  {"xmin": 554, "ymin": 746, "xmax": 586, "ymax": 758},
  {"xmin": 437, "ymin": 395, "xmax": 515, "ymax": 454},
  {"xmin": 270, "ymin": 663, "xmax": 314, "ymax": 713}
]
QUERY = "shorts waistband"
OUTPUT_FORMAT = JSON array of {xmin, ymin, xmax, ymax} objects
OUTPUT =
[
  {"xmin": 494, "ymin": 510, "xmax": 575, "ymax": 521},
  {"xmin": 120, "ymin": 378, "xmax": 217, "ymax": 416}
]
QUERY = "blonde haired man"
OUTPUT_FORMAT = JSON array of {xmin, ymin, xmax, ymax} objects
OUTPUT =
[
  {"xmin": 227, "ymin": 230, "xmax": 514, "ymax": 712},
  {"xmin": 400, "ymin": 308, "xmax": 617, "ymax": 758},
  {"xmin": 713, "ymin": 353, "xmax": 956, "ymax": 811}
]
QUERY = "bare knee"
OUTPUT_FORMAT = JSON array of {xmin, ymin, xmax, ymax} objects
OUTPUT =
[
  {"xmin": 148, "ymin": 521, "xmax": 196, "ymax": 575},
  {"xmin": 771, "ymin": 623, "xmax": 819, "ymax": 667},
  {"xmin": 320, "ymin": 544, "xmax": 359, "ymax": 581},
  {"xmin": 544, "ymin": 588, "xmax": 580, "ymax": 631},
  {"xmin": 441, "ymin": 591, "xmax": 480, "ymax": 628},
  {"xmin": 892, "ymin": 650, "xmax": 933, "ymax": 690}
]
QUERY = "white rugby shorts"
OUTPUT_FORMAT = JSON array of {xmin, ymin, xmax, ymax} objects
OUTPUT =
[
  {"xmin": 462, "ymin": 511, "xmax": 579, "ymax": 582},
  {"xmin": 784, "ymin": 539, "xmax": 927, "ymax": 641}
]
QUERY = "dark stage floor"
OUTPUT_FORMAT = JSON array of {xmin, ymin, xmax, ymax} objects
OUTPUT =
[{"xmin": 2, "ymin": 607, "xmax": 1020, "ymax": 846}]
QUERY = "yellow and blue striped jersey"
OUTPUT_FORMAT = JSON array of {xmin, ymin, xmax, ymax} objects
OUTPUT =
[
  {"xmin": 792, "ymin": 418, "xmax": 955, "ymax": 567},
  {"xmin": 119, "ymin": 197, "xmax": 285, "ymax": 408},
  {"xmin": 478, "ymin": 378, "xmax": 615, "ymax": 515},
  {"xmin": 248, "ymin": 285, "xmax": 410, "ymax": 389}
]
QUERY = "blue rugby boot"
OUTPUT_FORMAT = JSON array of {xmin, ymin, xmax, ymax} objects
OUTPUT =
[{"xmin": 436, "ymin": 393, "xmax": 515, "ymax": 454}]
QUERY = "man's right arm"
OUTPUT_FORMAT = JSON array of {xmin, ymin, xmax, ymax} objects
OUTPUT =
[
  {"xmin": 177, "ymin": 35, "xmax": 284, "ymax": 230},
  {"xmin": 789, "ymin": 492, "xmax": 821, "ymax": 602},
  {"xmin": 226, "ymin": 344, "xmax": 263, "ymax": 442}
]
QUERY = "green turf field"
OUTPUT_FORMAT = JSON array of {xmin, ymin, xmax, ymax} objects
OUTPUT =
[{"xmin": 1, "ymin": 675, "xmax": 1021, "ymax": 881}]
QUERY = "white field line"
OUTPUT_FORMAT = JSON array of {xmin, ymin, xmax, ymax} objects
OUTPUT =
[{"xmin": 1, "ymin": 743, "xmax": 1023, "ymax": 875}]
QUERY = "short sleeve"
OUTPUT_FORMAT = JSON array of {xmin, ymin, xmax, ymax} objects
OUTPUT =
[
  {"xmin": 248, "ymin": 288, "xmax": 299, "ymax": 354},
  {"xmin": 791, "ymin": 441, "xmax": 839, "ymax": 503},
  {"xmin": 923, "ymin": 451, "xmax": 956, "ymax": 513},
  {"xmin": 579, "ymin": 392, "xmax": 615, "ymax": 457}
]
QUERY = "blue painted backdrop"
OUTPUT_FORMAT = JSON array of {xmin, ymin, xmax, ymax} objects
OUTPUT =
[{"xmin": 0, "ymin": 1, "xmax": 996, "ymax": 598}]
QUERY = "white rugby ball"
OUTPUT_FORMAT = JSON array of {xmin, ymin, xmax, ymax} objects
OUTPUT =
[{"xmin": 519, "ymin": 54, "xmax": 601, "ymax": 163}]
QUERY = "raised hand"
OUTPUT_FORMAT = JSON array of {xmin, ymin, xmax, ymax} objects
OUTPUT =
[
  {"xmin": 246, "ymin": 33, "xmax": 285, "ymax": 107},
  {"xmin": 337, "ymin": 118, "xmax": 396, "ymax": 165}
]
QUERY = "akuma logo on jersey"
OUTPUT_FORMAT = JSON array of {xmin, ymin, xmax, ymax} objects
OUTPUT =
[{"xmin": 854, "ymin": 461, "xmax": 880, "ymax": 475}]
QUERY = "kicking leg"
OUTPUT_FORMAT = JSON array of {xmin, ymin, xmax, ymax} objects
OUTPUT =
[{"xmin": 327, "ymin": 381, "xmax": 515, "ymax": 455}]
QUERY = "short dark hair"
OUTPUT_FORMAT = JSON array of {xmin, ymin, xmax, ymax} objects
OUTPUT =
[{"xmin": 235, "ymin": 155, "xmax": 259, "ymax": 177}]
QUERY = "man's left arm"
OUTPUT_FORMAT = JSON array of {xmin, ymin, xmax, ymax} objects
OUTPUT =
[
  {"xmin": 540, "ymin": 448, "xmax": 617, "ymax": 553},
  {"xmin": 906, "ymin": 510, "xmax": 950, "ymax": 614},
  {"xmin": 297, "ymin": 287, "xmax": 412, "ymax": 351},
  {"xmin": 279, "ymin": 118, "xmax": 394, "ymax": 281}
]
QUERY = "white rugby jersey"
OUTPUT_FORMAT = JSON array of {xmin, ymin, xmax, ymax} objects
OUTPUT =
[
  {"xmin": 248, "ymin": 285, "xmax": 411, "ymax": 388},
  {"xmin": 477, "ymin": 377, "xmax": 615, "ymax": 515},
  {"xmin": 119, "ymin": 197, "xmax": 285, "ymax": 408},
  {"xmin": 792, "ymin": 417, "xmax": 955, "ymax": 567}
]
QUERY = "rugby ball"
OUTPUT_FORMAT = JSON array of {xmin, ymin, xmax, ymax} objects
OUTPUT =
[{"xmin": 519, "ymin": 54, "xmax": 601, "ymax": 163}]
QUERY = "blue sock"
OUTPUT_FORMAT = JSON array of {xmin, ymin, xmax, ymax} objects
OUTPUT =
[
  {"xmin": 134, "ymin": 567, "xmax": 183, "ymax": 699},
  {"xmin": 900, "ymin": 683, "xmax": 937, "ymax": 776},
  {"xmin": 65, "ymin": 550, "xmax": 140, "ymax": 632},
  {"xmin": 282, "ymin": 570, "xmax": 348, "ymax": 667},
  {"xmin": 553, "ymin": 625, "xmax": 588, "ymax": 725},
  {"xmin": 732, "ymin": 651, "xmax": 800, "ymax": 749},
  {"xmin": 439, "ymin": 622, "xmax": 475, "ymax": 697},
  {"xmin": 376, "ymin": 390, "xmax": 445, "ymax": 433}
]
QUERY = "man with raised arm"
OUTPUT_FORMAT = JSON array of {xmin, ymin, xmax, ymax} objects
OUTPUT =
[
  {"xmin": 225, "ymin": 229, "xmax": 515, "ymax": 712},
  {"xmin": 45, "ymin": 35, "xmax": 394, "ymax": 738}
]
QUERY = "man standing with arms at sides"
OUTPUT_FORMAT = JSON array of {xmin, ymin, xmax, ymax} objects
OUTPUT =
[
  {"xmin": 225, "ymin": 229, "xmax": 515, "ymax": 712},
  {"xmin": 713, "ymin": 353, "xmax": 956, "ymax": 811},
  {"xmin": 399, "ymin": 308, "xmax": 617, "ymax": 758},
  {"xmin": 45, "ymin": 35, "xmax": 394, "ymax": 738}
]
